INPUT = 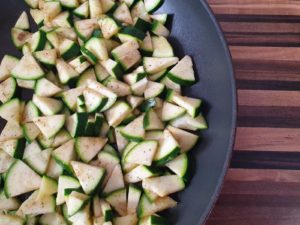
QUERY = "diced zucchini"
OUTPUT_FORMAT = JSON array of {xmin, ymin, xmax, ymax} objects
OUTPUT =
[
  {"xmin": 94, "ymin": 63, "xmax": 110, "ymax": 81},
  {"xmin": 71, "ymin": 161, "xmax": 105, "ymax": 194},
  {"xmin": 74, "ymin": 2, "xmax": 90, "ymax": 19},
  {"xmin": 113, "ymin": 3, "xmax": 133, "ymax": 25},
  {"xmin": 56, "ymin": 59, "xmax": 80, "ymax": 84},
  {"xmin": 143, "ymin": 57, "xmax": 178, "ymax": 74},
  {"xmin": 33, "ymin": 114, "xmax": 65, "ymax": 138},
  {"xmin": 134, "ymin": 17, "xmax": 152, "ymax": 33},
  {"xmin": 66, "ymin": 191, "xmax": 90, "ymax": 217},
  {"xmin": 62, "ymin": 87, "xmax": 85, "ymax": 111},
  {"xmin": 152, "ymin": 36, "xmax": 173, "ymax": 57},
  {"xmin": 143, "ymin": 109, "xmax": 164, "ymax": 131},
  {"xmin": 37, "ymin": 175, "xmax": 58, "ymax": 200},
  {"xmin": 127, "ymin": 184, "xmax": 141, "ymax": 214},
  {"xmin": 83, "ymin": 88, "xmax": 108, "ymax": 113},
  {"xmin": 0, "ymin": 98, "xmax": 21, "ymax": 122},
  {"xmin": 52, "ymin": 11, "xmax": 73, "ymax": 28},
  {"xmin": 89, "ymin": 0, "xmax": 103, "ymax": 18},
  {"xmin": 145, "ymin": 130, "xmax": 163, "ymax": 141},
  {"xmin": 104, "ymin": 101, "xmax": 131, "ymax": 127},
  {"xmin": 0, "ymin": 139, "xmax": 25, "ymax": 159},
  {"xmin": 106, "ymin": 188, "xmax": 127, "ymax": 216},
  {"xmin": 124, "ymin": 165, "xmax": 157, "ymax": 183},
  {"xmin": 161, "ymin": 76, "xmax": 181, "ymax": 94},
  {"xmin": 127, "ymin": 95, "xmax": 144, "ymax": 109},
  {"xmin": 0, "ymin": 55, "xmax": 19, "ymax": 82},
  {"xmin": 97, "ymin": 150, "xmax": 120, "ymax": 184},
  {"xmin": 75, "ymin": 137, "xmax": 107, "ymax": 163},
  {"xmin": 52, "ymin": 129, "xmax": 72, "ymax": 148},
  {"xmin": 74, "ymin": 18, "xmax": 98, "ymax": 41},
  {"xmin": 68, "ymin": 203, "xmax": 92, "ymax": 225},
  {"xmin": 59, "ymin": 39, "xmax": 80, "ymax": 61},
  {"xmin": 16, "ymin": 79, "xmax": 36, "ymax": 90},
  {"xmin": 5, "ymin": 160, "xmax": 41, "ymax": 197},
  {"xmin": 11, "ymin": 54, "xmax": 44, "ymax": 80},
  {"xmin": 115, "ymin": 126, "xmax": 128, "ymax": 151},
  {"xmin": 0, "ymin": 121, "xmax": 23, "ymax": 142},
  {"xmin": 23, "ymin": 140, "xmax": 42, "ymax": 158},
  {"xmin": 100, "ymin": 200, "xmax": 113, "ymax": 222},
  {"xmin": 150, "ymin": 13, "xmax": 168, "ymax": 24},
  {"xmin": 30, "ymin": 9, "xmax": 44, "ymax": 27},
  {"xmin": 24, "ymin": 0, "xmax": 38, "ymax": 8},
  {"xmin": 15, "ymin": 11, "xmax": 30, "ymax": 31},
  {"xmin": 144, "ymin": 0, "xmax": 163, "ymax": 13},
  {"xmin": 52, "ymin": 139, "xmax": 76, "ymax": 173},
  {"xmin": 38, "ymin": 133, "xmax": 54, "ymax": 149},
  {"xmin": 84, "ymin": 37, "xmax": 108, "ymax": 62},
  {"xmin": 29, "ymin": 30, "xmax": 47, "ymax": 52},
  {"xmin": 0, "ymin": 150, "xmax": 14, "ymax": 174},
  {"xmin": 24, "ymin": 148, "xmax": 52, "ymax": 175},
  {"xmin": 170, "ymin": 113, "xmax": 208, "ymax": 131},
  {"xmin": 66, "ymin": 113, "xmax": 89, "ymax": 137},
  {"xmin": 131, "ymin": 1, "xmax": 151, "ymax": 22},
  {"xmin": 144, "ymin": 81, "xmax": 164, "ymax": 99},
  {"xmin": 140, "ymin": 32, "xmax": 153, "ymax": 56},
  {"xmin": 33, "ymin": 49, "xmax": 57, "ymax": 69},
  {"xmin": 103, "ymin": 77, "xmax": 131, "ymax": 97},
  {"xmin": 103, "ymin": 163, "xmax": 125, "ymax": 195},
  {"xmin": 60, "ymin": 0, "xmax": 79, "ymax": 9},
  {"xmin": 102, "ymin": 0, "xmax": 117, "ymax": 13},
  {"xmin": 151, "ymin": 21, "xmax": 169, "ymax": 37},
  {"xmin": 125, "ymin": 141, "xmax": 157, "ymax": 166},
  {"xmin": 70, "ymin": 56, "xmax": 91, "ymax": 74},
  {"xmin": 153, "ymin": 129, "xmax": 180, "ymax": 166},
  {"xmin": 11, "ymin": 28, "xmax": 32, "ymax": 50},
  {"xmin": 113, "ymin": 214, "xmax": 138, "ymax": 225},
  {"xmin": 0, "ymin": 189, "xmax": 20, "ymax": 211},
  {"xmin": 43, "ymin": 1, "xmax": 62, "ymax": 26},
  {"xmin": 39, "ymin": 213, "xmax": 67, "ymax": 225},
  {"xmin": 161, "ymin": 102, "xmax": 185, "ymax": 121},
  {"xmin": 35, "ymin": 78, "xmax": 62, "ymax": 97},
  {"xmin": 22, "ymin": 122, "xmax": 40, "ymax": 143},
  {"xmin": 100, "ymin": 59, "xmax": 124, "ymax": 79},
  {"xmin": 138, "ymin": 214, "xmax": 168, "ymax": 225},
  {"xmin": 98, "ymin": 15, "xmax": 120, "ymax": 39},
  {"xmin": 131, "ymin": 77, "xmax": 148, "ymax": 96},
  {"xmin": 56, "ymin": 175, "xmax": 81, "ymax": 205},
  {"xmin": 118, "ymin": 27, "xmax": 146, "ymax": 43},
  {"xmin": 121, "ymin": 114, "xmax": 145, "ymax": 142}
]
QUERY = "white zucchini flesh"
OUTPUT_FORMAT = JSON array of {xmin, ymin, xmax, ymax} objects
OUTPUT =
[
  {"xmin": 113, "ymin": 3, "xmax": 133, "ymax": 25},
  {"xmin": 75, "ymin": 137, "xmax": 107, "ymax": 163},
  {"xmin": 56, "ymin": 59, "xmax": 80, "ymax": 84},
  {"xmin": 144, "ymin": 109, "xmax": 164, "ymax": 131},
  {"xmin": 0, "ymin": 77, "xmax": 17, "ymax": 104},
  {"xmin": 125, "ymin": 141, "xmax": 158, "ymax": 166},
  {"xmin": 39, "ymin": 213, "xmax": 67, "ymax": 225},
  {"xmin": 121, "ymin": 114, "xmax": 145, "ymax": 142},
  {"xmin": 103, "ymin": 164, "xmax": 124, "ymax": 194},
  {"xmin": 113, "ymin": 214, "xmax": 138, "ymax": 225},
  {"xmin": 61, "ymin": 86, "xmax": 85, "ymax": 111},
  {"xmin": 0, "ymin": 149, "xmax": 14, "ymax": 173},
  {"xmin": 0, "ymin": 98, "xmax": 21, "ymax": 122},
  {"xmin": 11, "ymin": 54, "xmax": 44, "ymax": 80},
  {"xmin": 144, "ymin": 81, "xmax": 165, "ymax": 99},
  {"xmin": 56, "ymin": 175, "xmax": 81, "ymax": 205},
  {"xmin": 0, "ymin": 191, "xmax": 20, "ymax": 211},
  {"xmin": 104, "ymin": 78, "xmax": 131, "ymax": 97},
  {"xmin": 143, "ymin": 57, "xmax": 178, "ymax": 74},
  {"xmin": 52, "ymin": 139, "xmax": 76, "ymax": 170},
  {"xmin": 24, "ymin": 148, "xmax": 52, "ymax": 175},
  {"xmin": 124, "ymin": 165, "xmax": 156, "ymax": 183},
  {"xmin": 115, "ymin": 126, "xmax": 128, "ymax": 152},
  {"xmin": 33, "ymin": 115, "xmax": 65, "ymax": 138},
  {"xmin": 170, "ymin": 113, "xmax": 208, "ymax": 131},
  {"xmin": 0, "ymin": 55, "xmax": 19, "ymax": 82},
  {"xmin": 4, "ymin": 160, "xmax": 41, "ymax": 197},
  {"xmin": 126, "ymin": 95, "xmax": 144, "ymax": 109},
  {"xmin": 152, "ymin": 36, "xmax": 174, "ymax": 58},
  {"xmin": 16, "ymin": 190, "xmax": 55, "ymax": 216},
  {"xmin": 104, "ymin": 101, "xmax": 132, "ymax": 127},
  {"xmin": 127, "ymin": 185, "xmax": 142, "ymax": 214},
  {"xmin": 142, "ymin": 175, "xmax": 185, "ymax": 197},
  {"xmin": 0, "ymin": 214, "xmax": 24, "ymax": 225},
  {"xmin": 23, "ymin": 140, "xmax": 42, "ymax": 158},
  {"xmin": 46, "ymin": 157, "xmax": 63, "ymax": 179},
  {"xmin": 35, "ymin": 78, "xmax": 62, "ymax": 97},
  {"xmin": 37, "ymin": 176, "xmax": 58, "ymax": 200},
  {"xmin": 0, "ymin": 121, "xmax": 23, "ymax": 142},
  {"xmin": 68, "ymin": 203, "xmax": 92, "ymax": 225},
  {"xmin": 161, "ymin": 102, "xmax": 186, "ymax": 121},
  {"xmin": 97, "ymin": 151, "xmax": 120, "ymax": 185},
  {"xmin": 83, "ymin": 88, "xmax": 107, "ymax": 113},
  {"xmin": 106, "ymin": 188, "xmax": 127, "ymax": 216},
  {"xmin": 66, "ymin": 191, "xmax": 89, "ymax": 217},
  {"xmin": 89, "ymin": 0, "xmax": 103, "ymax": 18},
  {"xmin": 32, "ymin": 95, "xmax": 63, "ymax": 116},
  {"xmin": 71, "ymin": 161, "xmax": 105, "ymax": 194}
]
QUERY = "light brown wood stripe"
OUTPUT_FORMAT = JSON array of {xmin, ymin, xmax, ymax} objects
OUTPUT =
[
  {"xmin": 235, "ymin": 127, "xmax": 300, "ymax": 152},
  {"xmin": 235, "ymin": 70, "xmax": 300, "ymax": 82},
  {"xmin": 238, "ymin": 90, "xmax": 300, "ymax": 107}
]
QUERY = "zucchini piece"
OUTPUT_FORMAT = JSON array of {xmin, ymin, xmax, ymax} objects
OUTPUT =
[
  {"xmin": 56, "ymin": 58, "xmax": 80, "ymax": 84},
  {"xmin": 124, "ymin": 66, "xmax": 146, "ymax": 85},
  {"xmin": 38, "ymin": 133, "xmax": 55, "ymax": 149},
  {"xmin": 148, "ymin": 69, "xmax": 166, "ymax": 81},
  {"xmin": 103, "ymin": 164, "xmax": 124, "ymax": 194},
  {"xmin": 150, "ymin": 14, "xmax": 168, "ymax": 24},
  {"xmin": 138, "ymin": 195, "xmax": 177, "ymax": 218},
  {"xmin": 97, "ymin": 150, "xmax": 120, "ymax": 183},
  {"xmin": 127, "ymin": 184, "xmax": 142, "ymax": 214},
  {"xmin": 52, "ymin": 129, "xmax": 72, "ymax": 148},
  {"xmin": 69, "ymin": 56, "xmax": 91, "ymax": 74},
  {"xmin": 161, "ymin": 76, "xmax": 181, "ymax": 94},
  {"xmin": 84, "ymin": 37, "xmax": 108, "ymax": 61},
  {"xmin": 71, "ymin": 161, "xmax": 105, "ymax": 194},
  {"xmin": 24, "ymin": 0, "xmax": 38, "ymax": 8},
  {"xmin": 0, "ymin": 55, "xmax": 19, "ymax": 82},
  {"xmin": 145, "ymin": 130, "xmax": 163, "ymax": 141},
  {"xmin": 52, "ymin": 11, "xmax": 73, "ymax": 28},
  {"xmin": 131, "ymin": 77, "xmax": 148, "ymax": 96},
  {"xmin": 22, "ymin": 122, "xmax": 40, "ymax": 143},
  {"xmin": 0, "ymin": 189, "xmax": 20, "ymax": 211},
  {"xmin": 23, "ymin": 140, "xmax": 42, "ymax": 158},
  {"xmin": 143, "ymin": 109, "xmax": 164, "ymax": 130},
  {"xmin": 23, "ymin": 100, "xmax": 40, "ymax": 123},
  {"xmin": 52, "ymin": 139, "xmax": 76, "ymax": 174},
  {"xmin": 153, "ymin": 129, "xmax": 180, "ymax": 165},
  {"xmin": 74, "ymin": 18, "xmax": 98, "ymax": 41},
  {"xmin": 144, "ymin": 81, "xmax": 164, "ymax": 99},
  {"xmin": 94, "ymin": 63, "xmax": 110, "ymax": 82},
  {"xmin": 35, "ymin": 78, "xmax": 62, "ymax": 97},
  {"xmin": 62, "ymin": 87, "xmax": 85, "ymax": 111},
  {"xmin": 131, "ymin": 1, "xmax": 151, "ymax": 22},
  {"xmin": 75, "ymin": 137, "xmax": 107, "ymax": 162},
  {"xmin": 139, "ymin": 215, "xmax": 168, "ymax": 225},
  {"xmin": 66, "ymin": 112, "xmax": 89, "ymax": 137},
  {"xmin": 5, "ymin": 160, "xmax": 41, "ymax": 197},
  {"xmin": 29, "ymin": 31, "xmax": 47, "ymax": 52},
  {"xmin": 74, "ymin": 2, "xmax": 89, "ymax": 19},
  {"xmin": 0, "ymin": 121, "xmax": 23, "ymax": 142},
  {"xmin": 15, "ymin": 11, "xmax": 30, "ymax": 31},
  {"xmin": 66, "ymin": 191, "xmax": 89, "ymax": 217},
  {"xmin": 33, "ymin": 115, "xmax": 65, "ymax": 138},
  {"xmin": 59, "ymin": 39, "xmax": 80, "ymax": 61},
  {"xmin": 33, "ymin": 49, "xmax": 57, "ymax": 68},
  {"xmin": 140, "ymin": 32, "xmax": 153, "ymax": 56},
  {"xmin": 127, "ymin": 95, "xmax": 144, "ymax": 109},
  {"xmin": 121, "ymin": 0, "xmax": 138, "ymax": 7},
  {"xmin": 151, "ymin": 21, "xmax": 169, "ymax": 37},
  {"xmin": 125, "ymin": 141, "xmax": 157, "ymax": 166},
  {"xmin": 68, "ymin": 203, "xmax": 92, "ymax": 225},
  {"xmin": 103, "ymin": 77, "xmax": 131, "ymax": 97},
  {"xmin": 39, "ymin": 213, "xmax": 67, "ymax": 225},
  {"xmin": 30, "ymin": 9, "xmax": 44, "ymax": 27},
  {"xmin": 60, "ymin": 0, "xmax": 79, "ymax": 9},
  {"xmin": 143, "ymin": 175, "xmax": 185, "ymax": 197},
  {"xmin": 81, "ymin": 46, "xmax": 98, "ymax": 64},
  {"xmin": 143, "ymin": 57, "xmax": 178, "ymax": 74},
  {"xmin": 112, "ymin": 40, "xmax": 141, "ymax": 71},
  {"xmin": 102, "ymin": 0, "xmax": 117, "ymax": 13},
  {"xmin": 144, "ymin": 0, "xmax": 164, "ymax": 13},
  {"xmin": 139, "ymin": 98, "xmax": 157, "ymax": 112},
  {"xmin": 115, "ymin": 126, "xmax": 128, "ymax": 151},
  {"xmin": 0, "ymin": 215, "xmax": 24, "ymax": 225},
  {"xmin": 165, "ymin": 153, "xmax": 189, "ymax": 180},
  {"xmin": 83, "ymin": 88, "xmax": 108, "ymax": 113},
  {"xmin": 0, "ymin": 139, "xmax": 25, "ymax": 159},
  {"xmin": 113, "ymin": 3, "xmax": 133, "ymax": 25},
  {"xmin": 100, "ymin": 200, "xmax": 113, "ymax": 222},
  {"xmin": 0, "ymin": 98, "xmax": 21, "ymax": 122},
  {"xmin": 106, "ymin": 188, "xmax": 127, "ymax": 216},
  {"xmin": 11, "ymin": 54, "xmax": 44, "ymax": 80},
  {"xmin": 56, "ymin": 27, "xmax": 77, "ymax": 41},
  {"xmin": 100, "ymin": 59, "xmax": 124, "ymax": 79},
  {"xmin": 37, "ymin": 175, "xmax": 58, "ymax": 200},
  {"xmin": 152, "ymin": 36, "xmax": 173, "ymax": 58},
  {"xmin": 92, "ymin": 195, "xmax": 102, "ymax": 217},
  {"xmin": 89, "ymin": 0, "xmax": 103, "ymax": 18},
  {"xmin": 104, "ymin": 101, "xmax": 132, "ymax": 127},
  {"xmin": 167, "ymin": 91, "xmax": 202, "ymax": 117},
  {"xmin": 118, "ymin": 27, "xmax": 146, "ymax": 43},
  {"xmin": 16, "ymin": 79, "xmax": 36, "ymax": 90},
  {"xmin": 56, "ymin": 175, "xmax": 81, "ymax": 205},
  {"xmin": 77, "ymin": 68, "xmax": 97, "ymax": 87},
  {"xmin": 0, "ymin": 150, "xmax": 14, "ymax": 174},
  {"xmin": 143, "ymin": 188, "xmax": 159, "ymax": 203},
  {"xmin": 124, "ymin": 165, "xmax": 157, "ymax": 183},
  {"xmin": 167, "ymin": 56, "xmax": 196, "ymax": 86},
  {"xmin": 113, "ymin": 214, "xmax": 138, "ymax": 225},
  {"xmin": 24, "ymin": 148, "xmax": 52, "ymax": 175},
  {"xmin": 170, "ymin": 113, "xmax": 208, "ymax": 131},
  {"xmin": 121, "ymin": 114, "xmax": 145, "ymax": 142},
  {"xmin": 32, "ymin": 95, "xmax": 63, "ymax": 116},
  {"xmin": 161, "ymin": 102, "xmax": 185, "ymax": 122},
  {"xmin": 43, "ymin": 1, "xmax": 62, "ymax": 25},
  {"xmin": 11, "ymin": 28, "xmax": 32, "ymax": 50},
  {"xmin": 98, "ymin": 15, "xmax": 120, "ymax": 39},
  {"xmin": 134, "ymin": 17, "xmax": 152, "ymax": 32}
]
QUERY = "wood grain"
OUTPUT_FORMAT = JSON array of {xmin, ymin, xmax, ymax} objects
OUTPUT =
[{"xmin": 206, "ymin": 0, "xmax": 300, "ymax": 224}]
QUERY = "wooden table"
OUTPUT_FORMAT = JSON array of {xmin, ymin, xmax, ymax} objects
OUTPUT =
[{"xmin": 205, "ymin": 0, "xmax": 300, "ymax": 224}]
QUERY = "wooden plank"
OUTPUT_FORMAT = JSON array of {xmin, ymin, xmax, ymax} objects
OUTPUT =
[
  {"xmin": 235, "ymin": 127, "xmax": 300, "ymax": 152},
  {"xmin": 235, "ymin": 70, "xmax": 300, "ymax": 82},
  {"xmin": 238, "ymin": 90, "xmax": 300, "ymax": 107},
  {"xmin": 206, "ymin": 169, "xmax": 300, "ymax": 225}
]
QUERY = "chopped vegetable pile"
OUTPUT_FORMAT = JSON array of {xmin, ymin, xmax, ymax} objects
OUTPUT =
[{"xmin": 0, "ymin": 0, "xmax": 208, "ymax": 224}]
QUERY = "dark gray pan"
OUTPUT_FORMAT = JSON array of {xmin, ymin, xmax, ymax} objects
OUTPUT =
[{"xmin": 0, "ymin": 0, "xmax": 237, "ymax": 224}]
